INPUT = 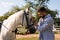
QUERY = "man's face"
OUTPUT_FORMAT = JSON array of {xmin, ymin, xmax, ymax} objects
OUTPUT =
[
  {"xmin": 37, "ymin": 11, "xmax": 46, "ymax": 18},
  {"xmin": 37, "ymin": 12, "xmax": 44, "ymax": 18}
]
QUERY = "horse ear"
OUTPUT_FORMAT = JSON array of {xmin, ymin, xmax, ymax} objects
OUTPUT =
[
  {"xmin": 25, "ymin": 8, "xmax": 29, "ymax": 13},
  {"xmin": 26, "ymin": 7, "xmax": 30, "ymax": 12}
]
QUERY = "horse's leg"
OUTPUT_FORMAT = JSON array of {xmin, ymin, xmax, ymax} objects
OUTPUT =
[
  {"xmin": 0, "ymin": 34, "xmax": 3, "ymax": 40},
  {"xmin": 5, "ymin": 32, "xmax": 16, "ymax": 40},
  {"xmin": 11, "ymin": 32, "xmax": 16, "ymax": 40},
  {"xmin": 0, "ymin": 32, "xmax": 16, "ymax": 40}
]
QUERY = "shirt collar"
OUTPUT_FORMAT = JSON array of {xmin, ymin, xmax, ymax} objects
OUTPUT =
[{"xmin": 45, "ymin": 14, "xmax": 51, "ymax": 18}]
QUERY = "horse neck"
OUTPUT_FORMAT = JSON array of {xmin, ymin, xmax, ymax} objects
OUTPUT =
[
  {"xmin": 1, "ymin": 10, "xmax": 24, "ymax": 33},
  {"xmin": 15, "ymin": 10, "xmax": 27, "ymax": 27}
]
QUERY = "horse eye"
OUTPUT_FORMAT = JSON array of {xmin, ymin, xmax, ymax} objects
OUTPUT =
[{"xmin": 26, "ymin": 13, "xmax": 29, "ymax": 15}]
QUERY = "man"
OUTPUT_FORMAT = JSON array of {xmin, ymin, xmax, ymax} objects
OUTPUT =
[{"xmin": 35, "ymin": 7, "xmax": 55, "ymax": 40}]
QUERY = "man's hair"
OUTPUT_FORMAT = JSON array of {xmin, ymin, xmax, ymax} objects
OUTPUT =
[{"xmin": 37, "ymin": 7, "xmax": 47, "ymax": 12}]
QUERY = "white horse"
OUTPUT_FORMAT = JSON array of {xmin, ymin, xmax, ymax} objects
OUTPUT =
[{"xmin": 0, "ymin": 8, "xmax": 32, "ymax": 40}]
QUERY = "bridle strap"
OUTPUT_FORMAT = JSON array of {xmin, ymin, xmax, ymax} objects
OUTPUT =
[
  {"xmin": 2, "ymin": 24, "xmax": 8, "ymax": 30},
  {"xmin": 22, "ymin": 12, "xmax": 24, "ymax": 26},
  {"xmin": 24, "ymin": 11, "xmax": 29, "ymax": 28},
  {"xmin": 22, "ymin": 11, "xmax": 35, "ymax": 29},
  {"xmin": 22, "ymin": 11, "xmax": 30, "ymax": 28}
]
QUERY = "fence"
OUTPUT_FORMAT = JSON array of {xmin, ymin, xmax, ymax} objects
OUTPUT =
[{"xmin": 53, "ymin": 26, "xmax": 60, "ymax": 34}]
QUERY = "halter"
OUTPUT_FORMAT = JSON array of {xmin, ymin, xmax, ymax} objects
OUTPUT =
[
  {"xmin": 22, "ymin": 11, "xmax": 34, "ymax": 29},
  {"xmin": 2, "ymin": 10, "xmax": 34, "ymax": 33},
  {"xmin": 22, "ymin": 11, "xmax": 29, "ymax": 29}
]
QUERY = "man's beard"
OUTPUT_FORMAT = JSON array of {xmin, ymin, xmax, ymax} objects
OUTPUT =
[{"xmin": 39, "ymin": 16, "xmax": 45, "ymax": 18}]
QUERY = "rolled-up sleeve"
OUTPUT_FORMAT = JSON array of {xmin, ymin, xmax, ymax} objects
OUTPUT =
[{"xmin": 38, "ymin": 18, "xmax": 54, "ymax": 32}]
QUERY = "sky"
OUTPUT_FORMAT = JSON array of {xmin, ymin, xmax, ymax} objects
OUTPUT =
[
  {"xmin": 47, "ymin": 0, "xmax": 60, "ymax": 18},
  {"xmin": 0, "ymin": 0, "xmax": 60, "ymax": 17},
  {"xmin": 0, "ymin": 0, "xmax": 26, "ymax": 16}
]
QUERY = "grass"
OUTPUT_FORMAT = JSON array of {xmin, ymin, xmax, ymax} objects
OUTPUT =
[
  {"xmin": 16, "ymin": 37, "xmax": 38, "ymax": 40},
  {"xmin": 17, "ymin": 26, "xmax": 59, "ymax": 34},
  {"xmin": 16, "ymin": 37, "xmax": 60, "ymax": 40},
  {"xmin": 16, "ymin": 26, "xmax": 60, "ymax": 40},
  {"xmin": 17, "ymin": 27, "xmax": 27, "ymax": 34}
]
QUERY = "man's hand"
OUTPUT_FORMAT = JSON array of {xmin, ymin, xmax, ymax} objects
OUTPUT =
[{"xmin": 34, "ymin": 22, "xmax": 38, "ymax": 27}]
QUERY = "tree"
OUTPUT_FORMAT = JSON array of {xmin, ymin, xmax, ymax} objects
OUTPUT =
[
  {"xmin": 24, "ymin": 0, "xmax": 50, "ymax": 34},
  {"xmin": 25, "ymin": 0, "xmax": 49, "ymax": 10},
  {"xmin": 25, "ymin": 0, "xmax": 58, "ymax": 34},
  {"xmin": 11, "ymin": 6, "xmax": 21, "ymax": 12},
  {"xmin": 0, "ymin": 16, "xmax": 5, "ymax": 22},
  {"xmin": 0, "ymin": 6, "xmax": 21, "ymax": 34},
  {"xmin": 24, "ymin": 0, "xmax": 50, "ymax": 21},
  {"xmin": 25, "ymin": 0, "xmax": 58, "ymax": 18},
  {"xmin": 1, "ymin": 6, "xmax": 21, "ymax": 21}
]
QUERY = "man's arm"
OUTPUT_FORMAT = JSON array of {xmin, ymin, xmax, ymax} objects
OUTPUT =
[{"xmin": 38, "ymin": 18, "xmax": 54, "ymax": 32}]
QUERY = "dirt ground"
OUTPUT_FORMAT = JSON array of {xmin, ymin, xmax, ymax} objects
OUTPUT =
[{"xmin": 16, "ymin": 34, "xmax": 60, "ymax": 39}]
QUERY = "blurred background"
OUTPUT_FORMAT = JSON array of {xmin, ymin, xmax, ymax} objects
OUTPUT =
[{"xmin": 0, "ymin": 0, "xmax": 60, "ymax": 40}]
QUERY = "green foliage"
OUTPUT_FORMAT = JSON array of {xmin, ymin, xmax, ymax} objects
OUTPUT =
[
  {"xmin": 0, "ymin": 16, "xmax": 5, "ymax": 22},
  {"xmin": 16, "ymin": 37, "xmax": 38, "ymax": 40},
  {"xmin": 25, "ymin": 0, "xmax": 49, "ymax": 10},
  {"xmin": 25, "ymin": 0, "xmax": 58, "ymax": 22},
  {"xmin": 0, "ymin": 6, "xmax": 21, "ymax": 22},
  {"xmin": 11, "ymin": 6, "xmax": 21, "ymax": 12},
  {"xmin": 17, "ymin": 27, "xmax": 27, "ymax": 35},
  {"xmin": 46, "ymin": 8, "xmax": 58, "ymax": 18},
  {"xmin": 3, "ymin": 11, "xmax": 14, "ymax": 19}
]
